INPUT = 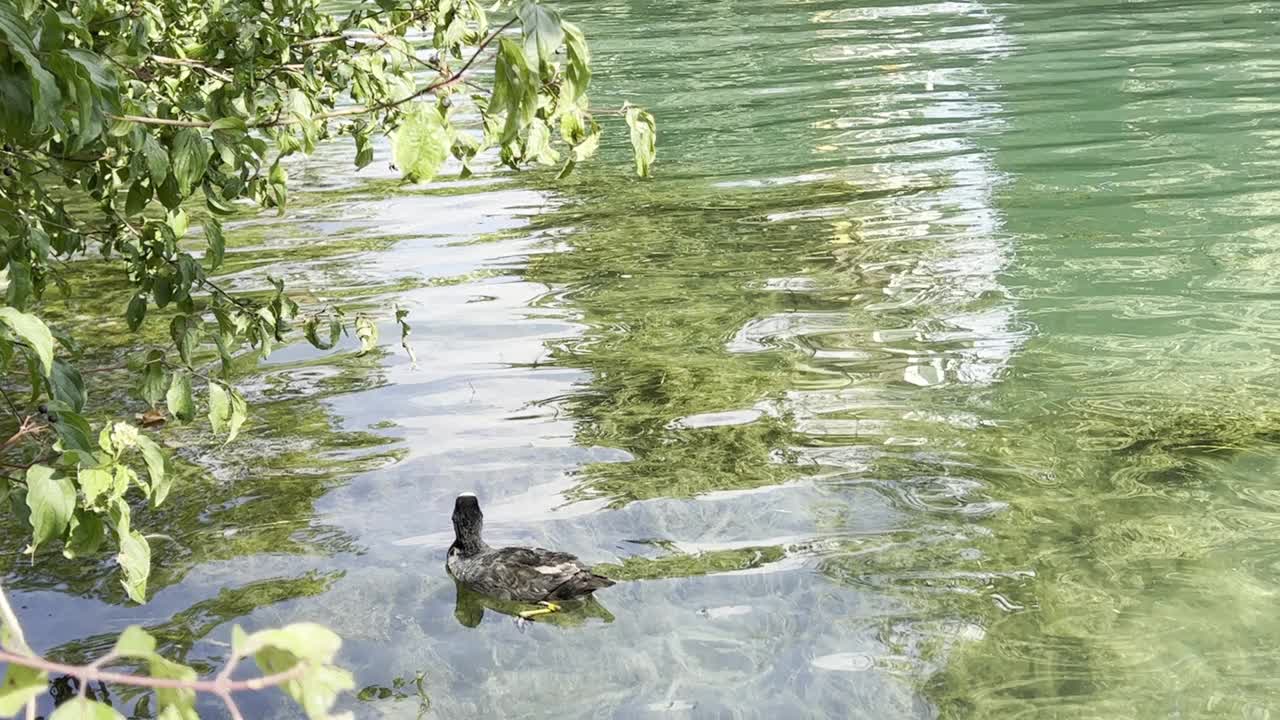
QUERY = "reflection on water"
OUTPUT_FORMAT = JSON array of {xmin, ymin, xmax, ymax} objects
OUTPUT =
[
  {"xmin": 5, "ymin": 0, "xmax": 1280, "ymax": 717},
  {"xmin": 451, "ymin": 581, "xmax": 615, "ymax": 629}
]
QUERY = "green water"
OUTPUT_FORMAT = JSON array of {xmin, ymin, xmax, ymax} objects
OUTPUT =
[{"xmin": 7, "ymin": 0, "xmax": 1280, "ymax": 718}]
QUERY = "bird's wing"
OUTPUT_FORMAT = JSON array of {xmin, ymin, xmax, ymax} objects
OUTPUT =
[{"xmin": 489, "ymin": 547, "xmax": 589, "ymax": 590}]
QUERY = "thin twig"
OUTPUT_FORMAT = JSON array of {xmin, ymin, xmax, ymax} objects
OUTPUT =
[
  {"xmin": 0, "ymin": 417, "xmax": 44, "ymax": 454},
  {"xmin": 149, "ymin": 55, "xmax": 234, "ymax": 83},
  {"xmin": 110, "ymin": 18, "xmax": 517, "ymax": 130},
  {"xmin": 78, "ymin": 653, "xmax": 119, "ymax": 698},
  {"xmin": 0, "ymin": 648, "xmax": 308, "ymax": 692},
  {"xmin": 220, "ymin": 691, "xmax": 246, "ymax": 720},
  {"xmin": 0, "ymin": 387, "xmax": 23, "ymax": 425}
]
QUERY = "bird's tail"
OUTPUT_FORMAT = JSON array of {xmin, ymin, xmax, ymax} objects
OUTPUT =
[{"xmin": 585, "ymin": 573, "xmax": 616, "ymax": 590}]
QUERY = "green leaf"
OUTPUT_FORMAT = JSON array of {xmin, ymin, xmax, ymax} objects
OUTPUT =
[
  {"xmin": 28, "ymin": 225, "xmax": 49, "ymax": 262},
  {"xmin": 562, "ymin": 21, "xmax": 591, "ymax": 101},
  {"xmin": 355, "ymin": 315, "xmax": 378, "ymax": 355},
  {"xmin": 141, "ymin": 350, "xmax": 166, "ymax": 406},
  {"xmin": 227, "ymin": 386, "xmax": 247, "ymax": 443},
  {"xmin": 492, "ymin": 39, "xmax": 538, "ymax": 143},
  {"xmin": 157, "ymin": 173, "xmax": 181, "ymax": 210},
  {"xmin": 5, "ymin": 259, "xmax": 32, "ymax": 310},
  {"xmin": 125, "ymin": 178, "xmax": 152, "ymax": 216},
  {"xmin": 177, "ymin": 254, "xmax": 198, "ymax": 299},
  {"xmin": 152, "ymin": 272, "xmax": 173, "ymax": 308},
  {"xmin": 148, "ymin": 654, "xmax": 198, "ymax": 720},
  {"xmin": 0, "ymin": 663, "xmax": 46, "ymax": 715},
  {"xmin": 205, "ymin": 217, "xmax": 225, "ymax": 271},
  {"xmin": 112, "ymin": 625, "xmax": 157, "ymax": 658},
  {"xmin": 78, "ymin": 467, "xmax": 115, "ymax": 509},
  {"xmin": 135, "ymin": 433, "xmax": 169, "ymax": 505},
  {"xmin": 624, "ymin": 106, "xmax": 657, "ymax": 177},
  {"xmin": 64, "ymin": 509, "xmax": 104, "ymax": 559},
  {"xmin": 50, "ymin": 697, "xmax": 126, "ymax": 720},
  {"xmin": 354, "ymin": 124, "xmax": 374, "ymax": 169},
  {"xmin": 141, "ymin": 132, "xmax": 170, "ymax": 185},
  {"xmin": 0, "ymin": 3, "xmax": 61, "ymax": 135},
  {"xmin": 210, "ymin": 116, "xmax": 246, "ymax": 135},
  {"xmin": 126, "ymin": 294, "xmax": 147, "ymax": 331},
  {"xmin": 208, "ymin": 381, "xmax": 230, "ymax": 434},
  {"xmin": 518, "ymin": 1, "xmax": 564, "ymax": 65},
  {"xmin": 113, "ymin": 464, "xmax": 136, "ymax": 499},
  {"xmin": 392, "ymin": 103, "xmax": 451, "ymax": 183},
  {"xmin": 50, "ymin": 357, "xmax": 86, "ymax": 412},
  {"xmin": 0, "ymin": 307, "xmax": 54, "ymax": 376},
  {"xmin": 165, "ymin": 371, "xmax": 194, "ymax": 423},
  {"xmin": 117, "ymin": 526, "xmax": 150, "ymax": 604},
  {"xmin": 52, "ymin": 410, "xmax": 95, "ymax": 455},
  {"xmin": 167, "ymin": 208, "xmax": 189, "ymax": 238},
  {"xmin": 171, "ymin": 128, "xmax": 210, "ymax": 196},
  {"xmin": 237, "ymin": 623, "xmax": 342, "ymax": 661},
  {"xmin": 248, "ymin": 624, "xmax": 353, "ymax": 719},
  {"xmin": 169, "ymin": 315, "xmax": 198, "ymax": 367},
  {"xmin": 25, "ymin": 465, "xmax": 74, "ymax": 554},
  {"xmin": 525, "ymin": 118, "xmax": 558, "ymax": 165}
]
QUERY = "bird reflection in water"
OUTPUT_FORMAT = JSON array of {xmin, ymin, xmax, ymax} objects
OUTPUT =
[{"xmin": 451, "ymin": 580, "xmax": 615, "ymax": 630}]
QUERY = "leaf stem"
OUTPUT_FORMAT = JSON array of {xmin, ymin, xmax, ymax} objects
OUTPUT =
[{"xmin": 0, "ymin": 647, "xmax": 307, "ymax": 692}]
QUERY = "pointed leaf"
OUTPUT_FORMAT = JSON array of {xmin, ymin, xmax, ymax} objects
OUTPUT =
[
  {"xmin": 562, "ymin": 21, "xmax": 591, "ymax": 101},
  {"xmin": 112, "ymin": 625, "xmax": 157, "ymax": 658},
  {"xmin": 624, "ymin": 106, "xmax": 657, "ymax": 177},
  {"xmin": 207, "ymin": 381, "xmax": 230, "ymax": 434},
  {"xmin": 51, "ymin": 410, "xmax": 95, "ymax": 455},
  {"xmin": 125, "ymin": 178, "xmax": 152, "ymax": 216},
  {"xmin": 170, "ymin": 128, "xmax": 209, "ymax": 196},
  {"xmin": 141, "ymin": 350, "xmax": 166, "ymax": 406},
  {"xmin": 0, "ymin": 307, "xmax": 54, "ymax": 376},
  {"xmin": 227, "ymin": 387, "xmax": 247, "ymax": 443},
  {"xmin": 25, "ymin": 465, "xmax": 74, "ymax": 553},
  {"xmin": 140, "ymin": 132, "xmax": 168, "ymax": 184},
  {"xmin": 50, "ymin": 358, "xmax": 86, "ymax": 413},
  {"xmin": 135, "ymin": 434, "xmax": 169, "ymax": 505},
  {"xmin": 117, "ymin": 527, "xmax": 150, "ymax": 604},
  {"xmin": 64, "ymin": 510, "xmax": 104, "ymax": 559},
  {"xmin": 392, "ymin": 104, "xmax": 450, "ymax": 183},
  {"xmin": 518, "ymin": 1, "xmax": 564, "ymax": 64},
  {"xmin": 165, "ymin": 371, "xmax": 194, "ymax": 423},
  {"xmin": 126, "ymin": 294, "xmax": 147, "ymax": 331},
  {"xmin": 169, "ymin": 315, "xmax": 198, "ymax": 367},
  {"xmin": 205, "ymin": 217, "xmax": 225, "ymax": 271}
]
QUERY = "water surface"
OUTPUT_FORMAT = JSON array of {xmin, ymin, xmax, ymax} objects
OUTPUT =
[{"xmin": 6, "ymin": 0, "xmax": 1280, "ymax": 718}]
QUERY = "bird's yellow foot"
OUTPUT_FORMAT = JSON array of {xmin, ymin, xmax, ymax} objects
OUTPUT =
[{"xmin": 518, "ymin": 601, "xmax": 561, "ymax": 619}]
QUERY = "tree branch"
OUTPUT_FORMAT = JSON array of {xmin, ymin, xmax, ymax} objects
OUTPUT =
[
  {"xmin": 0, "ymin": 647, "xmax": 308, "ymax": 693},
  {"xmin": 149, "ymin": 55, "xmax": 234, "ymax": 83},
  {"xmin": 110, "ymin": 17, "xmax": 517, "ymax": 130}
]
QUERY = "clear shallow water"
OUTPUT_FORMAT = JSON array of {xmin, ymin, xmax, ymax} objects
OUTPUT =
[{"xmin": 7, "ymin": 0, "xmax": 1280, "ymax": 718}]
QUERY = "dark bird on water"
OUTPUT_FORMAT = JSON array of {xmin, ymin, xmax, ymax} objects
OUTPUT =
[{"xmin": 446, "ymin": 492, "xmax": 615, "ymax": 619}]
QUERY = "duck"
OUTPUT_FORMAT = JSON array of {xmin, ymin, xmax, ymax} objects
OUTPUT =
[{"xmin": 446, "ymin": 492, "xmax": 615, "ymax": 619}]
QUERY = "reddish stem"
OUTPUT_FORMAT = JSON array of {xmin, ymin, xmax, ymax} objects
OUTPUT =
[{"xmin": 0, "ymin": 649, "xmax": 306, "ymax": 692}]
